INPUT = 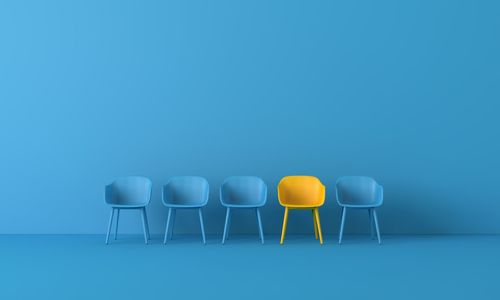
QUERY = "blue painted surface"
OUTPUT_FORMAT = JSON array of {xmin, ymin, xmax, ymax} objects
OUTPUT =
[
  {"xmin": 0, "ymin": 235, "xmax": 499, "ymax": 299},
  {"xmin": 0, "ymin": 0, "xmax": 499, "ymax": 234}
]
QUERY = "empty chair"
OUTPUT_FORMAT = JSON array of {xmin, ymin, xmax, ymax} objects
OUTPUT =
[
  {"xmin": 220, "ymin": 176, "xmax": 267, "ymax": 244},
  {"xmin": 336, "ymin": 176, "xmax": 383, "ymax": 244},
  {"xmin": 104, "ymin": 176, "xmax": 152, "ymax": 244},
  {"xmin": 162, "ymin": 176, "xmax": 209, "ymax": 244},
  {"xmin": 278, "ymin": 176, "xmax": 325, "ymax": 245}
]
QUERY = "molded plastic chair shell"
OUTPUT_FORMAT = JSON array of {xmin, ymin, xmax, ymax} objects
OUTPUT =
[
  {"xmin": 277, "ymin": 176, "xmax": 325, "ymax": 245},
  {"xmin": 336, "ymin": 176, "xmax": 383, "ymax": 208},
  {"xmin": 162, "ymin": 176, "xmax": 209, "ymax": 208},
  {"xmin": 162, "ymin": 176, "xmax": 209, "ymax": 244},
  {"xmin": 220, "ymin": 176, "xmax": 267, "ymax": 208},
  {"xmin": 220, "ymin": 176, "xmax": 267, "ymax": 244},
  {"xmin": 105, "ymin": 176, "xmax": 152, "ymax": 208},
  {"xmin": 336, "ymin": 176, "xmax": 383, "ymax": 244},
  {"xmin": 278, "ymin": 176, "xmax": 325, "ymax": 208},
  {"xmin": 104, "ymin": 176, "xmax": 152, "ymax": 244}
]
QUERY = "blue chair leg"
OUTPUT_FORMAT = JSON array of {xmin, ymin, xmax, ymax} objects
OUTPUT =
[
  {"xmin": 143, "ymin": 208, "xmax": 150, "ymax": 240},
  {"xmin": 198, "ymin": 208, "xmax": 206, "ymax": 245},
  {"xmin": 105, "ymin": 208, "xmax": 115, "ymax": 245},
  {"xmin": 339, "ymin": 207, "xmax": 347, "ymax": 244},
  {"xmin": 256, "ymin": 208, "xmax": 264, "ymax": 244},
  {"xmin": 140, "ymin": 208, "xmax": 148, "ymax": 244},
  {"xmin": 163, "ymin": 208, "xmax": 172, "ymax": 244},
  {"xmin": 170, "ymin": 209, "xmax": 176, "ymax": 240},
  {"xmin": 373, "ymin": 209, "xmax": 382, "ymax": 244},
  {"xmin": 222, "ymin": 207, "xmax": 231, "ymax": 244},
  {"xmin": 114, "ymin": 208, "xmax": 120, "ymax": 240},
  {"xmin": 368, "ymin": 209, "xmax": 375, "ymax": 240}
]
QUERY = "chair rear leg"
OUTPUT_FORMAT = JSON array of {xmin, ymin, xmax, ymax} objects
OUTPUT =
[
  {"xmin": 312, "ymin": 209, "xmax": 318, "ymax": 240},
  {"xmin": 368, "ymin": 209, "xmax": 375, "ymax": 240},
  {"xmin": 105, "ymin": 208, "xmax": 115, "ymax": 245},
  {"xmin": 280, "ymin": 207, "xmax": 289, "ymax": 245},
  {"xmin": 114, "ymin": 209, "xmax": 120, "ymax": 240},
  {"xmin": 339, "ymin": 207, "xmax": 347, "ymax": 244},
  {"xmin": 170, "ymin": 209, "xmax": 176, "ymax": 240},
  {"xmin": 256, "ymin": 208, "xmax": 264, "ymax": 244},
  {"xmin": 199, "ymin": 209, "xmax": 206, "ymax": 245},
  {"xmin": 373, "ymin": 209, "xmax": 382, "ymax": 244}
]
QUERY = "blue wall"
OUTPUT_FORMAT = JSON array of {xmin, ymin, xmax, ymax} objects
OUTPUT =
[{"xmin": 1, "ymin": 0, "xmax": 499, "ymax": 234}]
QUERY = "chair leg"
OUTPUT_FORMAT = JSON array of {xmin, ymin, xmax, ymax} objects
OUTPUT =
[
  {"xmin": 256, "ymin": 208, "xmax": 264, "ymax": 244},
  {"xmin": 105, "ymin": 208, "xmax": 115, "ymax": 245},
  {"xmin": 312, "ymin": 209, "xmax": 318, "ymax": 240},
  {"xmin": 280, "ymin": 207, "xmax": 289, "ymax": 245},
  {"xmin": 339, "ymin": 207, "xmax": 347, "ymax": 244},
  {"xmin": 222, "ymin": 207, "xmax": 231, "ymax": 244},
  {"xmin": 143, "ymin": 208, "xmax": 150, "ymax": 240},
  {"xmin": 170, "ymin": 209, "xmax": 176, "ymax": 240},
  {"xmin": 368, "ymin": 209, "xmax": 375, "ymax": 240},
  {"xmin": 199, "ymin": 209, "xmax": 206, "ymax": 245},
  {"xmin": 114, "ymin": 209, "xmax": 120, "ymax": 240},
  {"xmin": 140, "ymin": 208, "xmax": 148, "ymax": 244},
  {"xmin": 373, "ymin": 209, "xmax": 382, "ymax": 244},
  {"xmin": 313, "ymin": 208, "xmax": 324, "ymax": 245},
  {"xmin": 163, "ymin": 208, "xmax": 172, "ymax": 244}
]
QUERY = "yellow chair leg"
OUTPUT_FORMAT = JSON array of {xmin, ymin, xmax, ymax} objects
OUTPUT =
[
  {"xmin": 314, "ymin": 208, "xmax": 324, "ymax": 245},
  {"xmin": 280, "ymin": 207, "xmax": 289, "ymax": 245},
  {"xmin": 312, "ymin": 209, "xmax": 318, "ymax": 239}
]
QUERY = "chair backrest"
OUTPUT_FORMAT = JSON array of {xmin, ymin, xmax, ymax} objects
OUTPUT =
[
  {"xmin": 278, "ymin": 176, "xmax": 325, "ymax": 207},
  {"xmin": 335, "ymin": 176, "xmax": 383, "ymax": 207},
  {"xmin": 162, "ymin": 176, "xmax": 209, "ymax": 206},
  {"xmin": 105, "ymin": 176, "xmax": 152, "ymax": 206},
  {"xmin": 220, "ymin": 176, "xmax": 267, "ymax": 207}
]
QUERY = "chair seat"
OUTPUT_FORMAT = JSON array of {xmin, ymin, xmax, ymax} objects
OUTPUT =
[
  {"xmin": 221, "ymin": 203, "xmax": 265, "ymax": 208},
  {"xmin": 163, "ymin": 204, "xmax": 206, "ymax": 209},
  {"xmin": 109, "ymin": 204, "xmax": 147, "ymax": 209},
  {"xmin": 338, "ymin": 203, "xmax": 382, "ymax": 208}
]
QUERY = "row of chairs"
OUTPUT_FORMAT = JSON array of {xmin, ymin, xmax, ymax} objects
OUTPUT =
[{"xmin": 104, "ymin": 176, "xmax": 383, "ymax": 245}]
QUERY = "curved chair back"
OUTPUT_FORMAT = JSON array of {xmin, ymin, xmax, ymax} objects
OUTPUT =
[
  {"xmin": 220, "ymin": 176, "xmax": 267, "ymax": 207},
  {"xmin": 162, "ymin": 176, "xmax": 209, "ymax": 207},
  {"xmin": 105, "ymin": 176, "xmax": 152, "ymax": 206},
  {"xmin": 278, "ymin": 176, "xmax": 325, "ymax": 207},
  {"xmin": 335, "ymin": 176, "xmax": 383, "ymax": 207}
]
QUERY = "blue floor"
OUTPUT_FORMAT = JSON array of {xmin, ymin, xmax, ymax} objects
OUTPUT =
[{"xmin": 1, "ymin": 235, "xmax": 499, "ymax": 299}]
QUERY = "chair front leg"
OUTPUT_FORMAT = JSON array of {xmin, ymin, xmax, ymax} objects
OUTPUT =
[
  {"xmin": 280, "ymin": 207, "xmax": 289, "ymax": 245},
  {"xmin": 222, "ymin": 207, "xmax": 231, "ymax": 244},
  {"xmin": 373, "ymin": 209, "xmax": 382, "ymax": 244},
  {"xmin": 105, "ymin": 208, "xmax": 115, "ymax": 245},
  {"xmin": 198, "ymin": 208, "xmax": 206, "ymax": 245},
  {"xmin": 163, "ymin": 208, "xmax": 172, "ymax": 244},
  {"xmin": 143, "ymin": 208, "xmax": 150, "ymax": 240},
  {"xmin": 256, "ymin": 208, "xmax": 264, "ymax": 244},
  {"xmin": 140, "ymin": 208, "xmax": 148, "ymax": 244},
  {"xmin": 313, "ymin": 208, "xmax": 324, "ymax": 245},
  {"xmin": 339, "ymin": 207, "xmax": 347, "ymax": 244}
]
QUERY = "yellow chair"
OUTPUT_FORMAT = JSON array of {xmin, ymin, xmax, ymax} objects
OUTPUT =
[{"xmin": 278, "ymin": 176, "xmax": 326, "ymax": 245}]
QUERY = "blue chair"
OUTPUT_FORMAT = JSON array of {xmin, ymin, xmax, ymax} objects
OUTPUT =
[
  {"xmin": 162, "ymin": 176, "xmax": 209, "ymax": 244},
  {"xmin": 220, "ymin": 176, "xmax": 267, "ymax": 244},
  {"xmin": 336, "ymin": 176, "xmax": 383, "ymax": 244},
  {"xmin": 104, "ymin": 176, "xmax": 152, "ymax": 244}
]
